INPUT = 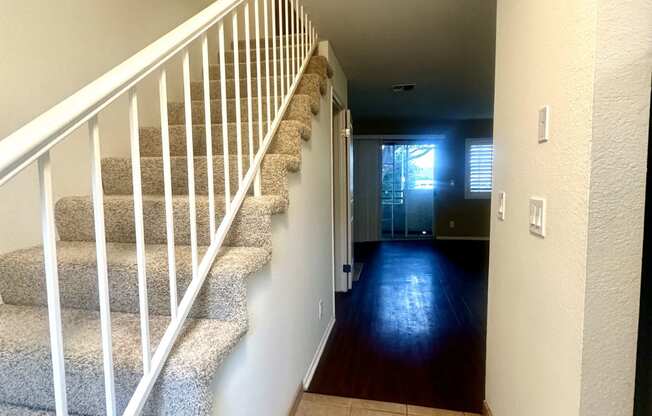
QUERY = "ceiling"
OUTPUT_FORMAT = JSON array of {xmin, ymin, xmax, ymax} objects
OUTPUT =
[{"xmin": 301, "ymin": 0, "xmax": 497, "ymax": 122}]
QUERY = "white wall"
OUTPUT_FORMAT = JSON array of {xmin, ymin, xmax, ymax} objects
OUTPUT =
[
  {"xmin": 580, "ymin": 1, "xmax": 652, "ymax": 414},
  {"xmin": 0, "ymin": 0, "xmax": 213, "ymax": 254},
  {"xmin": 211, "ymin": 87, "xmax": 336, "ymax": 416},
  {"xmin": 486, "ymin": 1, "xmax": 651, "ymax": 415},
  {"xmin": 318, "ymin": 41, "xmax": 348, "ymax": 107}
]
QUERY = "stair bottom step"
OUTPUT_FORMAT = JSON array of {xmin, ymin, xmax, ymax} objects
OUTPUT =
[{"xmin": 0, "ymin": 304, "xmax": 245, "ymax": 415}]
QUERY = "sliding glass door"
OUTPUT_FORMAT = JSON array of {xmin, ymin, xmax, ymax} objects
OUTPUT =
[{"xmin": 380, "ymin": 143, "xmax": 436, "ymax": 239}]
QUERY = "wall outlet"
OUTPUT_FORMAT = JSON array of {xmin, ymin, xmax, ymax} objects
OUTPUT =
[
  {"xmin": 449, "ymin": 220, "xmax": 455, "ymax": 229},
  {"xmin": 318, "ymin": 300, "xmax": 323, "ymax": 320}
]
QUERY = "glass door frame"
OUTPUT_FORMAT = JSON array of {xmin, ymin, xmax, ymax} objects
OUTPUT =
[{"xmin": 380, "ymin": 139, "xmax": 439, "ymax": 240}]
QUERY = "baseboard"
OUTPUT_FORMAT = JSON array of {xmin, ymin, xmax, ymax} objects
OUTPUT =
[
  {"xmin": 288, "ymin": 385, "xmax": 304, "ymax": 416},
  {"xmin": 302, "ymin": 316, "xmax": 335, "ymax": 390},
  {"xmin": 436, "ymin": 236, "xmax": 490, "ymax": 241},
  {"xmin": 482, "ymin": 400, "xmax": 493, "ymax": 416}
]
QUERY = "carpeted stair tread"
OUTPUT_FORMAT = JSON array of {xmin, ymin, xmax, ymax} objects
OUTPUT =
[
  {"xmin": 55, "ymin": 194, "xmax": 286, "ymax": 248},
  {"xmin": 190, "ymin": 73, "xmax": 325, "ymax": 100},
  {"xmin": 0, "ymin": 303, "xmax": 244, "ymax": 415},
  {"xmin": 167, "ymin": 94, "xmax": 316, "ymax": 126},
  {"xmin": 101, "ymin": 154, "xmax": 299, "ymax": 197},
  {"xmin": 139, "ymin": 120, "xmax": 311, "ymax": 158},
  {"xmin": 0, "ymin": 242, "xmax": 270, "ymax": 320},
  {"xmin": 0, "ymin": 403, "xmax": 56, "ymax": 415}
]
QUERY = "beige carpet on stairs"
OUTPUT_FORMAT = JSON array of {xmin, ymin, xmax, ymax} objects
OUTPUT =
[{"xmin": 0, "ymin": 50, "xmax": 332, "ymax": 415}]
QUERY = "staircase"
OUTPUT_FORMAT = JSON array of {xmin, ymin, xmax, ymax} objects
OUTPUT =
[{"xmin": 0, "ymin": 0, "xmax": 330, "ymax": 414}]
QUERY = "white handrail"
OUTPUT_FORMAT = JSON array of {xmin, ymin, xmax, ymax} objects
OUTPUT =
[{"xmin": 0, "ymin": 0, "xmax": 245, "ymax": 187}]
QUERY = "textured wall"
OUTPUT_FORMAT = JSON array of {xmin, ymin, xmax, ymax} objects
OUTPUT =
[
  {"xmin": 580, "ymin": 1, "xmax": 652, "ymax": 415},
  {"xmin": 486, "ymin": 0, "xmax": 597, "ymax": 414},
  {"xmin": 487, "ymin": 1, "xmax": 652, "ymax": 415},
  {"xmin": 0, "ymin": 0, "xmax": 214, "ymax": 254}
]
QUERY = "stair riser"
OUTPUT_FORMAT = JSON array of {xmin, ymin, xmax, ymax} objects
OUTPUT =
[
  {"xmin": 208, "ymin": 55, "xmax": 328, "ymax": 81},
  {"xmin": 236, "ymin": 35, "xmax": 308, "ymax": 49},
  {"xmin": 101, "ymin": 155, "xmax": 294, "ymax": 197},
  {"xmin": 55, "ymin": 198, "xmax": 274, "ymax": 249},
  {"xmin": 208, "ymin": 58, "xmax": 298, "ymax": 79},
  {"xmin": 0, "ymin": 305, "xmax": 241, "ymax": 416},
  {"xmin": 0, "ymin": 341, "xmax": 142, "ymax": 416},
  {"xmin": 139, "ymin": 120, "xmax": 308, "ymax": 158},
  {"xmin": 222, "ymin": 45, "xmax": 310, "ymax": 64},
  {"xmin": 0, "ymin": 246, "xmax": 264, "ymax": 320},
  {"xmin": 167, "ymin": 94, "xmax": 314, "ymax": 126},
  {"xmin": 190, "ymin": 73, "xmax": 323, "ymax": 100}
]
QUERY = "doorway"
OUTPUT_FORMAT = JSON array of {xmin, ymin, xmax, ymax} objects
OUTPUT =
[{"xmin": 380, "ymin": 142, "xmax": 437, "ymax": 239}]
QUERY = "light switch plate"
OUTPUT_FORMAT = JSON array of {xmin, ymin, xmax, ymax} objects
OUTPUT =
[
  {"xmin": 529, "ymin": 197, "xmax": 546, "ymax": 237},
  {"xmin": 498, "ymin": 191, "xmax": 506, "ymax": 220},
  {"xmin": 538, "ymin": 105, "xmax": 550, "ymax": 143}
]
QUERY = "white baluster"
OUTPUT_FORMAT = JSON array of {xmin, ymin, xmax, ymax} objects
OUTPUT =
[
  {"xmin": 245, "ymin": 2, "xmax": 258, "ymax": 196},
  {"xmin": 278, "ymin": 0, "xmax": 285, "ymax": 101},
  {"xmin": 233, "ymin": 11, "xmax": 244, "ymax": 186},
  {"xmin": 218, "ymin": 22, "xmax": 231, "ymax": 214},
  {"xmin": 88, "ymin": 116, "xmax": 117, "ymax": 416},
  {"xmin": 37, "ymin": 152, "xmax": 69, "ymax": 416},
  {"xmin": 201, "ymin": 34, "xmax": 216, "ymax": 242},
  {"xmin": 254, "ymin": 0, "xmax": 263, "ymax": 196},
  {"xmin": 301, "ymin": 6, "xmax": 308, "ymax": 60},
  {"xmin": 304, "ymin": 12, "xmax": 308, "ymax": 58},
  {"xmin": 158, "ymin": 69, "xmax": 178, "ymax": 318},
  {"xmin": 290, "ymin": 0, "xmax": 296, "ymax": 81},
  {"xmin": 295, "ymin": 0, "xmax": 300, "ymax": 74},
  {"xmin": 285, "ymin": 0, "xmax": 290, "ymax": 94},
  {"xmin": 263, "ymin": 0, "xmax": 271, "ymax": 132},
  {"xmin": 128, "ymin": 88, "xmax": 151, "ymax": 374},
  {"xmin": 272, "ymin": 0, "xmax": 279, "ymax": 117},
  {"xmin": 182, "ymin": 49, "xmax": 199, "ymax": 279}
]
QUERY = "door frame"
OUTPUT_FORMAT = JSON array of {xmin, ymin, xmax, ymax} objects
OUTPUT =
[
  {"xmin": 331, "ymin": 92, "xmax": 353, "ymax": 292},
  {"xmin": 374, "ymin": 136, "xmax": 441, "ymax": 241}
]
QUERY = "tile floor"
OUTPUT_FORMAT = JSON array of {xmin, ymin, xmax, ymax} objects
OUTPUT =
[{"xmin": 295, "ymin": 393, "xmax": 482, "ymax": 416}]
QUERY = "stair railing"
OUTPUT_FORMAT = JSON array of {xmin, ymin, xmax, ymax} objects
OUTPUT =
[{"xmin": 0, "ymin": 0, "xmax": 318, "ymax": 414}]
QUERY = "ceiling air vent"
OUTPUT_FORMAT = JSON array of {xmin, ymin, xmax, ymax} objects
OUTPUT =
[{"xmin": 392, "ymin": 83, "xmax": 416, "ymax": 92}]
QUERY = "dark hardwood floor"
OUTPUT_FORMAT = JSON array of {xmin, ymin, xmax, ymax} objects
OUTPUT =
[{"xmin": 308, "ymin": 240, "xmax": 489, "ymax": 413}]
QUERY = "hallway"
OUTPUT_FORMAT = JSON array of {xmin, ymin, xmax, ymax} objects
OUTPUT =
[{"xmin": 309, "ymin": 240, "xmax": 489, "ymax": 413}]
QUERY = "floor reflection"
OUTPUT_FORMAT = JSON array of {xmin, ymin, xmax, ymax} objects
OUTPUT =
[{"xmin": 309, "ymin": 240, "xmax": 489, "ymax": 413}]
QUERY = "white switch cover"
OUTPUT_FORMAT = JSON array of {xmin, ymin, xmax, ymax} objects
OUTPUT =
[
  {"xmin": 498, "ymin": 192, "xmax": 506, "ymax": 220},
  {"xmin": 529, "ymin": 197, "xmax": 546, "ymax": 237},
  {"xmin": 538, "ymin": 105, "xmax": 550, "ymax": 142}
]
